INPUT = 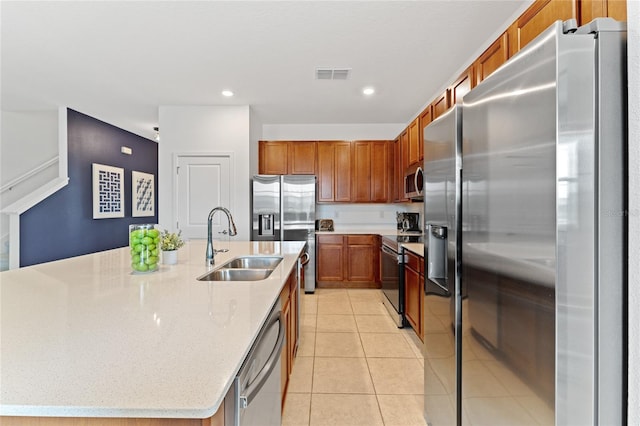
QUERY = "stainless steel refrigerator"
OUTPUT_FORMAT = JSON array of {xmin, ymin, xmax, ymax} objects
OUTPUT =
[
  {"xmin": 424, "ymin": 19, "xmax": 627, "ymax": 426},
  {"xmin": 251, "ymin": 175, "xmax": 316, "ymax": 293},
  {"xmin": 423, "ymin": 104, "xmax": 463, "ymax": 426}
]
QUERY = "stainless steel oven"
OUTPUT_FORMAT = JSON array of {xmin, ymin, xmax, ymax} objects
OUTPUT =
[
  {"xmin": 381, "ymin": 236, "xmax": 405, "ymax": 327},
  {"xmin": 381, "ymin": 234, "xmax": 423, "ymax": 327}
]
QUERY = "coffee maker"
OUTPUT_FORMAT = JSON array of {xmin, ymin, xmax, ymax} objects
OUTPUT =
[{"xmin": 396, "ymin": 212, "xmax": 421, "ymax": 233}]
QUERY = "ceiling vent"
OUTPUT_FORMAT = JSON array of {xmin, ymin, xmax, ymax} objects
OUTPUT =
[{"xmin": 316, "ymin": 68, "xmax": 351, "ymax": 80}]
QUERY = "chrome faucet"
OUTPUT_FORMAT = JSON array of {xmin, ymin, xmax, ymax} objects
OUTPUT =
[{"xmin": 206, "ymin": 207, "xmax": 238, "ymax": 265}]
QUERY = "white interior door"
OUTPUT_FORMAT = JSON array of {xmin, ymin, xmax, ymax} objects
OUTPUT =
[{"xmin": 176, "ymin": 154, "xmax": 231, "ymax": 240}]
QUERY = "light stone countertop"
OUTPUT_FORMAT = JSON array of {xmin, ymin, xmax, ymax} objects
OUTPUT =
[
  {"xmin": 401, "ymin": 243, "xmax": 424, "ymax": 257},
  {"xmin": 0, "ymin": 240, "xmax": 305, "ymax": 419},
  {"xmin": 315, "ymin": 228, "xmax": 420, "ymax": 236}
]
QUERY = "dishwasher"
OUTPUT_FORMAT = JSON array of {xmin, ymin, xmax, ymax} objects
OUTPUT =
[{"xmin": 224, "ymin": 299, "xmax": 285, "ymax": 426}]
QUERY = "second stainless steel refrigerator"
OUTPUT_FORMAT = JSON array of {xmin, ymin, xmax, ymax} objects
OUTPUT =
[
  {"xmin": 423, "ymin": 18, "xmax": 627, "ymax": 426},
  {"xmin": 251, "ymin": 175, "xmax": 316, "ymax": 293}
]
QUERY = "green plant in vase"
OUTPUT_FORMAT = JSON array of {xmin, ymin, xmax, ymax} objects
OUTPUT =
[{"xmin": 160, "ymin": 230, "xmax": 184, "ymax": 264}]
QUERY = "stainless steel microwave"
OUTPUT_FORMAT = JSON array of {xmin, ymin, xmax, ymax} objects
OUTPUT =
[{"xmin": 404, "ymin": 163, "xmax": 424, "ymax": 200}]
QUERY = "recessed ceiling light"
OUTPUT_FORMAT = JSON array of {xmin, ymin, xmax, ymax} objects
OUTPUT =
[
  {"xmin": 363, "ymin": 87, "xmax": 375, "ymax": 96},
  {"xmin": 222, "ymin": 90, "xmax": 234, "ymax": 97}
]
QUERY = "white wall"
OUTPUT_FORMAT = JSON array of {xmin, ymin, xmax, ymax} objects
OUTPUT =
[
  {"xmin": 317, "ymin": 202, "xmax": 423, "ymax": 232},
  {"xmin": 249, "ymin": 107, "xmax": 262, "ymax": 177},
  {"xmin": 262, "ymin": 123, "xmax": 404, "ymax": 141},
  {"xmin": 627, "ymin": 0, "xmax": 639, "ymax": 422},
  {"xmin": 158, "ymin": 106, "xmax": 252, "ymax": 241},
  {"xmin": 0, "ymin": 110, "xmax": 59, "ymax": 207}
]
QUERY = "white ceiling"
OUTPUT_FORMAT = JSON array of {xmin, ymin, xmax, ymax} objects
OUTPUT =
[{"xmin": 1, "ymin": 1, "xmax": 532, "ymax": 141}]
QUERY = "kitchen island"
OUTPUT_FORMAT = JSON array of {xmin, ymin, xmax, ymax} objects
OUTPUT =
[{"xmin": 0, "ymin": 240, "xmax": 305, "ymax": 423}]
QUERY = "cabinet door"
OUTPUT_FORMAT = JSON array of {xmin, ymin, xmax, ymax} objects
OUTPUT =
[
  {"xmin": 290, "ymin": 270, "xmax": 299, "ymax": 361},
  {"xmin": 408, "ymin": 118, "xmax": 421, "ymax": 166},
  {"xmin": 352, "ymin": 142, "xmax": 371, "ymax": 202},
  {"xmin": 507, "ymin": 0, "xmax": 578, "ymax": 57},
  {"xmin": 419, "ymin": 106, "xmax": 432, "ymax": 163},
  {"xmin": 475, "ymin": 32, "xmax": 509, "ymax": 85},
  {"xmin": 259, "ymin": 141, "xmax": 288, "ymax": 175},
  {"xmin": 396, "ymin": 132, "xmax": 409, "ymax": 202},
  {"xmin": 398, "ymin": 128, "xmax": 409, "ymax": 201},
  {"xmin": 280, "ymin": 286, "xmax": 291, "ymax": 404},
  {"xmin": 370, "ymin": 141, "xmax": 391, "ymax": 202},
  {"xmin": 393, "ymin": 137, "xmax": 401, "ymax": 202},
  {"xmin": 289, "ymin": 142, "xmax": 317, "ymax": 175},
  {"xmin": 334, "ymin": 142, "xmax": 352, "ymax": 202},
  {"xmin": 346, "ymin": 235, "xmax": 377, "ymax": 282},
  {"xmin": 317, "ymin": 142, "xmax": 335, "ymax": 202},
  {"xmin": 316, "ymin": 235, "xmax": 345, "ymax": 281},
  {"xmin": 450, "ymin": 66, "xmax": 474, "ymax": 106},
  {"xmin": 404, "ymin": 263, "xmax": 421, "ymax": 335},
  {"xmin": 431, "ymin": 90, "xmax": 450, "ymax": 121},
  {"xmin": 580, "ymin": 0, "xmax": 626, "ymax": 25}
]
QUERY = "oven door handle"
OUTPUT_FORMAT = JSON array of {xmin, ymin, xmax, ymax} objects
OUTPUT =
[
  {"xmin": 381, "ymin": 245, "xmax": 405, "ymax": 263},
  {"xmin": 381, "ymin": 245, "xmax": 396, "ymax": 256}
]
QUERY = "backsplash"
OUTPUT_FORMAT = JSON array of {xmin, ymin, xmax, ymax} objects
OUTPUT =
[{"xmin": 316, "ymin": 202, "xmax": 422, "ymax": 231}]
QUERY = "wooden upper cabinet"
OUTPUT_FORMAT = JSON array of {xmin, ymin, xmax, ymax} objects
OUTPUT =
[
  {"xmin": 317, "ymin": 141, "xmax": 351, "ymax": 203},
  {"xmin": 450, "ymin": 66, "xmax": 474, "ymax": 105},
  {"xmin": 259, "ymin": 141, "xmax": 317, "ymax": 175},
  {"xmin": 259, "ymin": 141, "xmax": 288, "ymax": 175},
  {"xmin": 352, "ymin": 142, "xmax": 371, "ymax": 202},
  {"xmin": 316, "ymin": 141, "xmax": 351, "ymax": 202},
  {"xmin": 475, "ymin": 32, "xmax": 509, "ymax": 85},
  {"xmin": 580, "ymin": 0, "xmax": 627, "ymax": 24},
  {"xmin": 370, "ymin": 141, "xmax": 391, "ymax": 202},
  {"xmin": 352, "ymin": 141, "xmax": 392, "ymax": 203},
  {"xmin": 507, "ymin": 0, "xmax": 578, "ymax": 58},
  {"xmin": 397, "ymin": 130, "xmax": 410, "ymax": 202},
  {"xmin": 317, "ymin": 142, "xmax": 335, "ymax": 202},
  {"xmin": 408, "ymin": 117, "xmax": 421, "ymax": 166},
  {"xmin": 419, "ymin": 106, "xmax": 432, "ymax": 163},
  {"xmin": 334, "ymin": 142, "xmax": 352, "ymax": 202},
  {"xmin": 431, "ymin": 90, "xmax": 450, "ymax": 121},
  {"xmin": 288, "ymin": 142, "xmax": 317, "ymax": 174},
  {"xmin": 393, "ymin": 137, "xmax": 405, "ymax": 202}
]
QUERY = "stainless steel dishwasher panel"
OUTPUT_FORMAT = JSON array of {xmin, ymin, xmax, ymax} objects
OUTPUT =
[{"xmin": 230, "ymin": 300, "xmax": 285, "ymax": 426}]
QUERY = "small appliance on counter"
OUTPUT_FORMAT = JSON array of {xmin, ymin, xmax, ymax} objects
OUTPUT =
[
  {"xmin": 315, "ymin": 219, "xmax": 334, "ymax": 231},
  {"xmin": 396, "ymin": 212, "xmax": 421, "ymax": 233}
]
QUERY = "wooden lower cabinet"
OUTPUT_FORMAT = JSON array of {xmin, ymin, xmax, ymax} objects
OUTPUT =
[
  {"xmin": 404, "ymin": 250, "xmax": 424, "ymax": 341},
  {"xmin": 280, "ymin": 268, "xmax": 299, "ymax": 411},
  {"xmin": 316, "ymin": 234, "xmax": 380, "ymax": 288},
  {"xmin": 316, "ymin": 234, "xmax": 345, "ymax": 281}
]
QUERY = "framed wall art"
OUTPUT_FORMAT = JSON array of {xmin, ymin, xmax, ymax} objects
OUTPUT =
[
  {"xmin": 92, "ymin": 163, "xmax": 124, "ymax": 219},
  {"xmin": 132, "ymin": 171, "xmax": 155, "ymax": 217}
]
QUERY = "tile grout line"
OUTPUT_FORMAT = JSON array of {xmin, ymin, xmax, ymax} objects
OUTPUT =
[{"xmin": 349, "ymin": 291, "xmax": 388, "ymax": 426}]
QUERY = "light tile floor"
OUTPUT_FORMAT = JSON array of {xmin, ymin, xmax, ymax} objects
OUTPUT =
[{"xmin": 282, "ymin": 288, "xmax": 428, "ymax": 426}]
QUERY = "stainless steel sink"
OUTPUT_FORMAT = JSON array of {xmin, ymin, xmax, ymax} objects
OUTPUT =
[
  {"xmin": 197, "ymin": 256, "xmax": 284, "ymax": 281},
  {"xmin": 198, "ymin": 268, "xmax": 274, "ymax": 282},
  {"xmin": 221, "ymin": 256, "xmax": 283, "ymax": 270}
]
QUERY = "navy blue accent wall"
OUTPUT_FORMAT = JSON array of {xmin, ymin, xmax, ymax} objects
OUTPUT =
[{"xmin": 20, "ymin": 109, "xmax": 158, "ymax": 266}]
